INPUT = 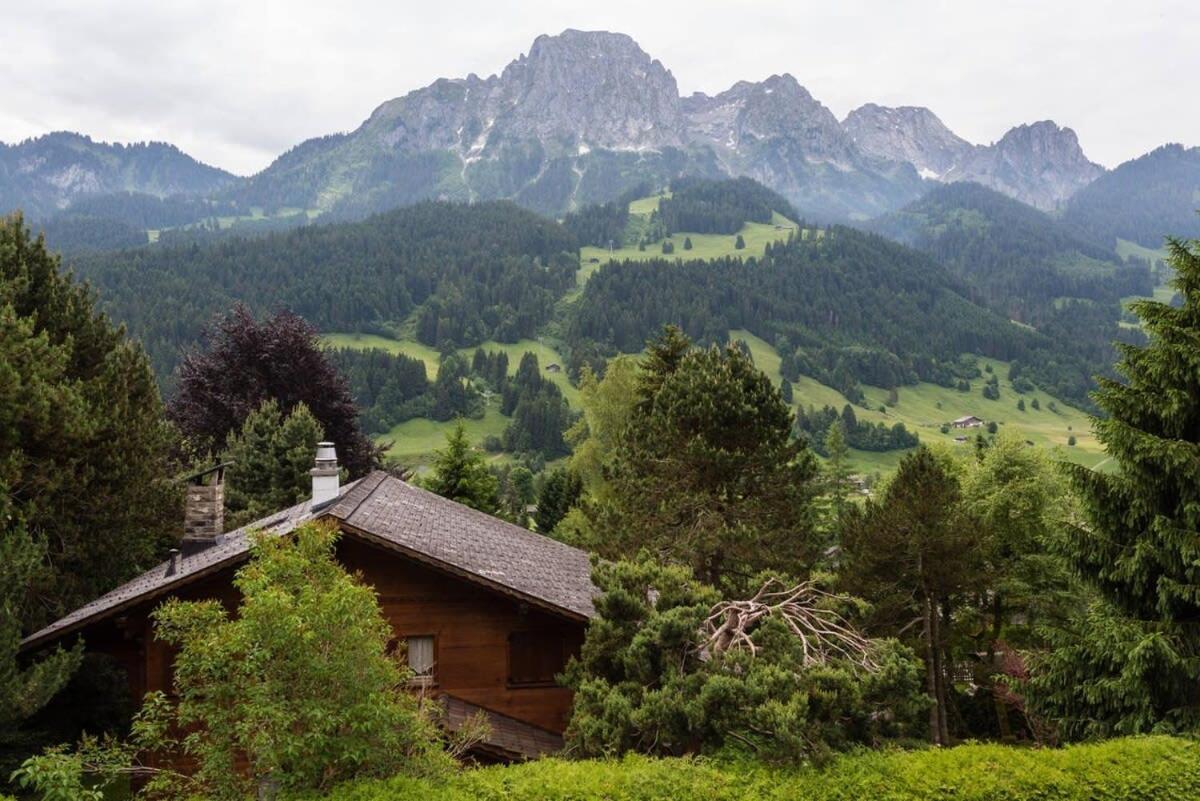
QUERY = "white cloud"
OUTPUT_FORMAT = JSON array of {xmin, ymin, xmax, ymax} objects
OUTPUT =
[{"xmin": 0, "ymin": 0, "xmax": 1194, "ymax": 174}]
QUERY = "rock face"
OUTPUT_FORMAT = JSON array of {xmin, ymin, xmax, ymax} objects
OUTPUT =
[
  {"xmin": 946, "ymin": 121, "xmax": 1104, "ymax": 211},
  {"xmin": 843, "ymin": 107, "xmax": 1102, "ymax": 210},
  {"xmin": 232, "ymin": 29, "xmax": 1102, "ymax": 220},
  {"xmin": 238, "ymin": 31, "xmax": 925, "ymax": 220},
  {"xmin": 843, "ymin": 104, "xmax": 972, "ymax": 180},
  {"xmin": 0, "ymin": 132, "xmax": 237, "ymax": 220}
]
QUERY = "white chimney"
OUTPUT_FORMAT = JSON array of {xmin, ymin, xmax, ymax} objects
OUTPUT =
[{"xmin": 311, "ymin": 441, "xmax": 340, "ymax": 508}]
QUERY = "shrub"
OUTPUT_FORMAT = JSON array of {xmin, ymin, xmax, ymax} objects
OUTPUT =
[{"xmin": 302, "ymin": 736, "xmax": 1200, "ymax": 801}]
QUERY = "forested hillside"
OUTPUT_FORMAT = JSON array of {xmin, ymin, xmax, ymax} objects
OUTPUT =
[
  {"xmin": 71, "ymin": 201, "xmax": 578, "ymax": 379},
  {"xmin": 1063, "ymin": 144, "xmax": 1200, "ymax": 248},
  {"xmin": 568, "ymin": 226, "xmax": 1107, "ymax": 407},
  {"xmin": 869, "ymin": 182, "xmax": 1150, "ymax": 320}
]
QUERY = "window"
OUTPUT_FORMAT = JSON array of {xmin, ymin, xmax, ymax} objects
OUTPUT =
[
  {"xmin": 406, "ymin": 635, "xmax": 436, "ymax": 687},
  {"xmin": 508, "ymin": 631, "xmax": 570, "ymax": 687}
]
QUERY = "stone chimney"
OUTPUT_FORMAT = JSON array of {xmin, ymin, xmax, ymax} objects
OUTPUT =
[
  {"xmin": 311, "ymin": 442, "xmax": 340, "ymax": 508},
  {"xmin": 182, "ymin": 463, "xmax": 228, "ymax": 557}
]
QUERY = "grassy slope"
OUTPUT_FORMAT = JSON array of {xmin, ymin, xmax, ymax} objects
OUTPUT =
[
  {"xmin": 323, "ymin": 334, "xmax": 577, "ymax": 463},
  {"xmin": 577, "ymin": 189, "xmax": 806, "ymax": 283},
  {"xmin": 730, "ymin": 329, "xmax": 1105, "ymax": 475}
]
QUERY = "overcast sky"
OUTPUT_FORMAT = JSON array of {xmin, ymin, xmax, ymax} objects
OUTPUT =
[{"xmin": 2, "ymin": 0, "xmax": 1194, "ymax": 176}]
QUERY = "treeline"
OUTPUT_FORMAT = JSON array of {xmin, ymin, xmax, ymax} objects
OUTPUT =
[
  {"xmin": 70, "ymin": 201, "xmax": 579, "ymax": 381},
  {"xmin": 566, "ymin": 225, "xmax": 1090, "ymax": 401},
  {"xmin": 871, "ymin": 182, "xmax": 1151, "ymax": 323},
  {"xmin": 330, "ymin": 346, "xmax": 573, "ymax": 459},
  {"xmin": 795, "ymin": 404, "xmax": 919, "ymax": 454},
  {"xmin": 1063, "ymin": 144, "xmax": 1200, "ymax": 249},
  {"xmin": 561, "ymin": 182, "xmax": 652, "ymax": 248},
  {"xmin": 657, "ymin": 176, "xmax": 794, "ymax": 234}
]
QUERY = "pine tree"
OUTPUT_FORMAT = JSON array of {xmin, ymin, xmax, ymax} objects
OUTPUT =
[
  {"xmin": 683, "ymin": 236, "xmax": 693, "ymax": 251},
  {"xmin": 734, "ymin": 233, "xmax": 746, "ymax": 250},
  {"xmin": 840, "ymin": 447, "xmax": 982, "ymax": 745},
  {"xmin": 596, "ymin": 329, "xmax": 820, "ymax": 589},
  {"xmin": 534, "ymin": 468, "xmax": 583, "ymax": 535},
  {"xmin": 1038, "ymin": 236, "xmax": 1200, "ymax": 734},
  {"xmin": 223, "ymin": 400, "xmax": 325, "ymax": 528},
  {"xmin": 824, "ymin": 420, "xmax": 852, "ymax": 526},
  {"xmin": 423, "ymin": 422, "xmax": 499, "ymax": 514},
  {"xmin": 780, "ymin": 378, "xmax": 794, "ymax": 404},
  {"xmin": 1, "ymin": 523, "xmax": 83, "ymax": 743},
  {"xmin": 0, "ymin": 215, "xmax": 180, "ymax": 623}
]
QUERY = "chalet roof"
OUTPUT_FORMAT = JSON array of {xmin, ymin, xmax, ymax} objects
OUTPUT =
[
  {"xmin": 22, "ymin": 472, "xmax": 596, "ymax": 652},
  {"xmin": 953, "ymin": 415, "xmax": 983, "ymax": 423}
]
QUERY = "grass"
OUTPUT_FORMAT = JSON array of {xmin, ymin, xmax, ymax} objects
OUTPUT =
[
  {"xmin": 1116, "ymin": 237, "xmax": 1168, "ymax": 264},
  {"xmin": 728, "ymin": 330, "xmax": 1105, "ymax": 475},
  {"xmin": 577, "ymin": 189, "xmax": 805, "ymax": 285},
  {"xmin": 377, "ymin": 400, "xmax": 509, "ymax": 466},
  {"xmin": 323, "ymin": 333, "xmax": 578, "ymax": 467}
]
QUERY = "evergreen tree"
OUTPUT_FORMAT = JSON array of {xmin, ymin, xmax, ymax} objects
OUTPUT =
[
  {"xmin": 683, "ymin": 236, "xmax": 693, "ymax": 251},
  {"xmin": 780, "ymin": 378, "xmax": 794, "ymax": 404},
  {"xmin": 0, "ymin": 215, "xmax": 180, "ymax": 624},
  {"xmin": 223, "ymin": 401, "xmax": 325, "ymax": 528},
  {"xmin": 497, "ymin": 466, "xmax": 535, "ymax": 527},
  {"xmin": 734, "ymin": 233, "xmax": 746, "ymax": 250},
  {"xmin": 594, "ymin": 328, "xmax": 820, "ymax": 588},
  {"xmin": 824, "ymin": 420, "xmax": 852, "ymax": 526},
  {"xmin": 1039, "ymin": 236, "xmax": 1200, "ymax": 734},
  {"xmin": 840, "ymin": 447, "xmax": 982, "ymax": 745},
  {"xmin": 534, "ymin": 468, "xmax": 583, "ymax": 535},
  {"xmin": 1, "ymin": 523, "xmax": 83, "ymax": 752},
  {"xmin": 423, "ymin": 422, "xmax": 499, "ymax": 514}
]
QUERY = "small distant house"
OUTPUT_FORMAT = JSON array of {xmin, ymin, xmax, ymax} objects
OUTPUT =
[
  {"xmin": 545, "ymin": 363, "xmax": 562, "ymax": 373},
  {"xmin": 951, "ymin": 415, "xmax": 984, "ymax": 429}
]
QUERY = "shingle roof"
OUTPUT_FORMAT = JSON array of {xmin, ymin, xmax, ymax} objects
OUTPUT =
[
  {"xmin": 442, "ymin": 694, "xmax": 564, "ymax": 760},
  {"xmin": 22, "ymin": 472, "xmax": 596, "ymax": 652}
]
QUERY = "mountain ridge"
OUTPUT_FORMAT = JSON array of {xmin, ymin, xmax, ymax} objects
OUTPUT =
[{"xmin": 0, "ymin": 131, "xmax": 239, "ymax": 220}]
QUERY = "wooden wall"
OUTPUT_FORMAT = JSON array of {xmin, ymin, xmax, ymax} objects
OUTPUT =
[{"xmin": 74, "ymin": 531, "xmax": 583, "ymax": 736}]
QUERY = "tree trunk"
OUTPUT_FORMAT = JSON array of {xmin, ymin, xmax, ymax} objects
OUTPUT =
[{"xmin": 922, "ymin": 587, "xmax": 943, "ymax": 745}]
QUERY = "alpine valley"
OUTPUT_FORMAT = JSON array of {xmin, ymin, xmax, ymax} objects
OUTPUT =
[{"xmin": 4, "ymin": 29, "xmax": 1197, "ymax": 474}]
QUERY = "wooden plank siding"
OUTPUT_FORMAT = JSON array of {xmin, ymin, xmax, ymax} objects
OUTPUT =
[{"xmin": 67, "ymin": 530, "xmax": 583, "ymax": 744}]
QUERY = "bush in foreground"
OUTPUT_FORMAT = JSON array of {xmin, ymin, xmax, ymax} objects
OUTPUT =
[{"xmin": 296, "ymin": 736, "xmax": 1199, "ymax": 801}]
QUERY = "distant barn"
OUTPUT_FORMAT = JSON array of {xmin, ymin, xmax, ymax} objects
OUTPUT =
[{"xmin": 951, "ymin": 415, "xmax": 984, "ymax": 429}]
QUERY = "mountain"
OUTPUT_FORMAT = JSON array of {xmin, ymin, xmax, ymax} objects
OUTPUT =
[
  {"xmin": 0, "ymin": 132, "xmax": 239, "ymax": 220},
  {"xmin": 1062, "ymin": 144, "xmax": 1200, "ymax": 250},
  {"xmin": 843, "ymin": 104, "xmax": 972, "ymax": 180},
  {"xmin": 69, "ymin": 201, "xmax": 578, "ymax": 380},
  {"xmin": 567, "ymin": 221, "xmax": 1106, "ymax": 406},
  {"xmin": 869, "ymin": 182, "xmax": 1149, "ymax": 320},
  {"xmin": 232, "ymin": 30, "xmax": 924, "ymax": 222},
  {"xmin": 843, "ymin": 107, "xmax": 1103, "ymax": 211},
  {"xmin": 945, "ymin": 122, "xmax": 1103, "ymax": 211}
]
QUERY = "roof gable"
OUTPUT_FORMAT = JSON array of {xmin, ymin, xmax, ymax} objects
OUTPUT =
[{"xmin": 22, "ymin": 473, "xmax": 595, "ymax": 651}]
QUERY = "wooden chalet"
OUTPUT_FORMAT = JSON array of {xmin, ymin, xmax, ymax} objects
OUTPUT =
[
  {"xmin": 951, "ymin": 415, "xmax": 985, "ymax": 429},
  {"xmin": 20, "ymin": 444, "xmax": 597, "ymax": 762}
]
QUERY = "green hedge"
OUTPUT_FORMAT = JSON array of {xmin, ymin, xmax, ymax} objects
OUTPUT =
[{"xmin": 297, "ymin": 736, "xmax": 1198, "ymax": 801}]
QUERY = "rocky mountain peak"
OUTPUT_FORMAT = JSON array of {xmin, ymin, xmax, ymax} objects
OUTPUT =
[
  {"xmin": 496, "ymin": 29, "xmax": 684, "ymax": 149},
  {"xmin": 685, "ymin": 73, "xmax": 856, "ymax": 167},
  {"xmin": 948, "ymin": 120, "xmax": 1103, "ymax": 210},
  {"xmin": 842, "ymin": 104, "xmax": 972, "ymax": 179}
]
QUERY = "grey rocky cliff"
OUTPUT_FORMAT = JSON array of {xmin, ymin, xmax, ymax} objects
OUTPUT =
[
  {"xmin": 946, "ymin": 121, "xmax": 1104, "ymax": 210},
  {"xmin": 236, "ymin": 30, "xmax": 1102, "ymax": 219},
  {"xmin": 843, "ymin": 104, "xmax": 972, "ymax": 179}
]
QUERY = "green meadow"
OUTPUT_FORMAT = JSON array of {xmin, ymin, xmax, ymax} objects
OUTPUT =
[{"xmin": 729, "ymin": 330, "xmax": 1104, "ymax": 475}]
